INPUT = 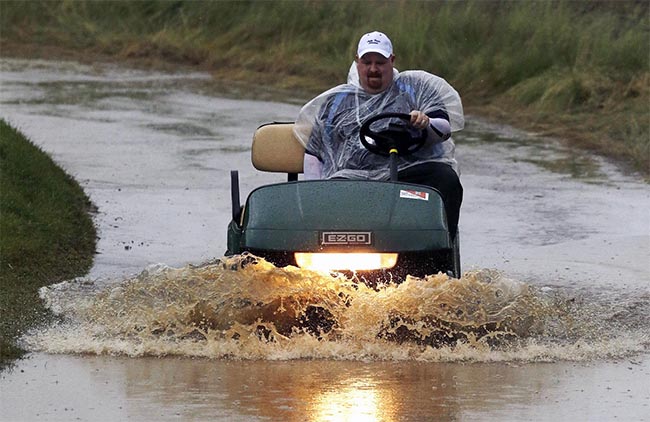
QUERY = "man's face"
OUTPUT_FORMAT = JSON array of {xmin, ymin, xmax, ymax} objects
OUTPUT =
[{"xmin": 356, "ymin": 52, "xmax": 395, "ymax": 94}]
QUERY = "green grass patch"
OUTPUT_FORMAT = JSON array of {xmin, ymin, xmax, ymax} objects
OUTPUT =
[
  {"xmin": 0, "ymin": 120, "xmax": 97, "ymax": 370},
  {"xmin": 2, "ymin": 0, "xmax": 646, "ymax": 176}
]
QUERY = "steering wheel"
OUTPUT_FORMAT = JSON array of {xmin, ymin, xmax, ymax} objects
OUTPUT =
[{"xmin": 359, "ymin": 112, "xmax": 427, "ymax": 157}]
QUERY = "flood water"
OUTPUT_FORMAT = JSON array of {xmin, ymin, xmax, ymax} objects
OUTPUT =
[{"xmin": 1, "ymin": 58, "xmax": 649, "ymax": 421}]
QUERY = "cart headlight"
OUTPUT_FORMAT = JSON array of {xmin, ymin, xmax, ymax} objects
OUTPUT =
[{"xmin": 294, "ymin": 253, "xmax": 398, "ymax": 272}]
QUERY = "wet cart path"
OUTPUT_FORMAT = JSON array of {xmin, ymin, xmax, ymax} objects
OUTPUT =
[{"xmin": 1, "ymin": 59, "xmax": 649, "ymax": 421}]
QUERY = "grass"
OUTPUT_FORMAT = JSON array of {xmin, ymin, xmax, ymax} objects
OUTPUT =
[
  {"xmin": 0, "ymin": 120, "xmax": 97, "ymax": 370},
  {"xmin": 0, "ymin": 0, "xmax": 646, "ymax": 176}
]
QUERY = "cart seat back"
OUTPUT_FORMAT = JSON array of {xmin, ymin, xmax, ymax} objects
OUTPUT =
[{"xmin": 252, "ymin": 122, "xmax": 304, "ymax": 174}]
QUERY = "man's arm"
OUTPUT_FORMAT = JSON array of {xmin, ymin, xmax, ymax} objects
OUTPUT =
[
  {"xmin": 428, "ymin": 117, "xmax": 451, "ymax": 141},
  {"xmin": 409, "ymin": 110, "xmax": 451, "ymax": 143},
  {"xmin": 303, "ymin": 153, "xmax": 323, "ymax": 180}
]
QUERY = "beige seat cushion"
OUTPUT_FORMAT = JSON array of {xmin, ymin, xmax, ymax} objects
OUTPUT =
[{"xmin": 251, "ymin": 123, "xmax": 305, "ymax": 173}]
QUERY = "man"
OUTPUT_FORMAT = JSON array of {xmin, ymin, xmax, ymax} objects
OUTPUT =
[{"xmin": 293, "ymin": 31, "xmax": 464, "ymax": 236}]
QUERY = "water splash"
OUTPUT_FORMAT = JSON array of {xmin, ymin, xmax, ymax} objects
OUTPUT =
[{"xmin": 28, "ymin": 254, "xmax": 649, "ymax": 362}]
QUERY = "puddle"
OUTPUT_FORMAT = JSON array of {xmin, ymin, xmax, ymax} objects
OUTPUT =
[
  {"xmin": 26, "ymin": 256, "xmax": 649, "ymax": 363},
  {"xmin": 1, "ymin": 57, "xmax": 648, "ymax": 422}
]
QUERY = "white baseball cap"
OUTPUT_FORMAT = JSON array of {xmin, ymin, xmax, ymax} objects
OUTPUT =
[{"xmin": 357, "ymin": 31, "xmax": 393, "ymax": 59}]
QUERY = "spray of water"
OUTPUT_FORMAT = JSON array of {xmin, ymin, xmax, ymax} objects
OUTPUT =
[{"xmin": 28, "ymin": 254, "xmax": 649, "ymax": 362}]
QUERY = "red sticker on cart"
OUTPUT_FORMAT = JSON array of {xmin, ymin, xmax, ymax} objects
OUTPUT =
[{"xmin": 400, "ymin": 190, "xmax": 429, "ymax": 201}]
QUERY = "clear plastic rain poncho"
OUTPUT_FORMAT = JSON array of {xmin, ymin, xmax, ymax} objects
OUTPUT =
[{"xmin": 294, "ymin": 65, "xmax": 464, "ymax": 180}]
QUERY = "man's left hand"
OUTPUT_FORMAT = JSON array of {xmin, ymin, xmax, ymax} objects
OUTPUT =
[{"xmin": 409, "ymin": 110, "xmax": 429, "ymax": 129}]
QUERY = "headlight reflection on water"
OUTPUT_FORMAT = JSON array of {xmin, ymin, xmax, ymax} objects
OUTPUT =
[{"xmin": 311, "ymin": 380, "xmax": 397, "ymax": 422}]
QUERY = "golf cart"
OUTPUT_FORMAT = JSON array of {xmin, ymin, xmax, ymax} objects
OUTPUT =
[{"xmin": 226, "ymin": 113, "xmax": 461, "ymax": 284}]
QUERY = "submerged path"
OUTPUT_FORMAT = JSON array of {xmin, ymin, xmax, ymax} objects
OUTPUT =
[{"xmin": 1, "ymin": 58, "xmax": 648, "ymax": 422}]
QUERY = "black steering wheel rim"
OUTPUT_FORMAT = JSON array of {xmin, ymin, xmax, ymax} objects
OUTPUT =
[{"xmin": 359, "ymin": 112, "xmax": 427, "ymax": 157}]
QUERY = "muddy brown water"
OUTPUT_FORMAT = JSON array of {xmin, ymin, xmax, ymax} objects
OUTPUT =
[{"xmin": 1, "ymin": 59, "xmax": 648, "ymax": 421}]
